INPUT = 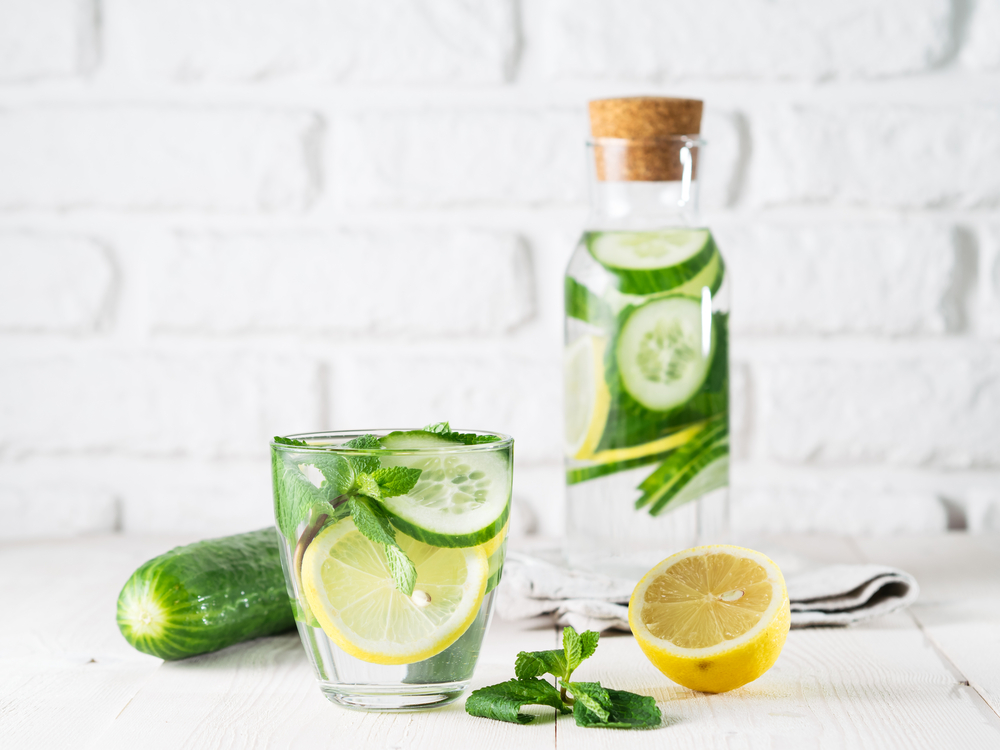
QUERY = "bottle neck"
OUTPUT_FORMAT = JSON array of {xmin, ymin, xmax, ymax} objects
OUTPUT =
[
  {"xmin": 586, "ymin": 137, "xmax": 703, "ymax": 230},
  {"xmin": 588, "ymin": 181, "xmax": 701, "ymax": 230}
]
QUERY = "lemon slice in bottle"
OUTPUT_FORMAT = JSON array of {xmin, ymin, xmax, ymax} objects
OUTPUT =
[
  {"xmin": 628, "ymin": 545, "xmax": 790, "ymax": 693},
  {"xmin": 301, "ymin": 519, "xmax": 488, "ymax": 665},
  {"xmin": 565, "ymin": 334, "xmax": 611, "ymax": 460}
]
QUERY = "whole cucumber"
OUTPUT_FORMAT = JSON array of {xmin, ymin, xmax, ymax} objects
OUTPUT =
[{"xmin": 117, "ymin": 528, "xmax": 295, "ymax": 660}]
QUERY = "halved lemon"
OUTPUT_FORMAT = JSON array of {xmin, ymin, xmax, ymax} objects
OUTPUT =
[
  {"xmin": 628, "ymin": 545, "xmax": 790, "ymax": 693},
  {"xmin": 565, "ymin": 334, "xmax": 611, "ymax": 459},
  {"xmin": 301, "ymin": 518, "xmax": 489, "ymax": 665}
]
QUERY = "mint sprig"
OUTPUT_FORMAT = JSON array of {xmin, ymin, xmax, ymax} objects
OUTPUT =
[
  {"xmin": 422, "ymin": 421, "xmax": 502, "ymax": 446},
  {"xmin": 466, "ymin": 627, "xmax": 661, "ymax": 730},
  {"xmin": 273, "ymin": 433, "xmax": 422, "ymax": 595}
]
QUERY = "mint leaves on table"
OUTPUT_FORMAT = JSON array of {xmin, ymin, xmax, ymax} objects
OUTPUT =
[
  {"xmin": 273, "ymin": 433, "xmax": 422, "ymax": 595},
  {"xmin": 466, "ymin": 626, "xmax": 661, "ymax": 730}
]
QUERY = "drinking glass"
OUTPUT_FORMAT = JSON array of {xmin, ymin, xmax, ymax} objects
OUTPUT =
[{"xmin": 271, "ymin": 429, "xmax": 512, "ymax": 711}]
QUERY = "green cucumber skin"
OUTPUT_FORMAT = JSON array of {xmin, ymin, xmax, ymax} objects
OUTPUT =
[
  {"xmin": 595, "ymin": 311, "xmax": 729, "ymax": 453},
  {"xmin": 586, "ymin": 231, "xmax": 717, "ymax": 296},
  {"xmin": 386, "ymin": 499, "xmax": 510, "ymax": 549},
  {"xmin": 117, "ymin": 528, "xmax": 294, "ymax": 661},
  {"xmin": 565, "ymin": 276, "xmax": 614, "ymax": 327}
]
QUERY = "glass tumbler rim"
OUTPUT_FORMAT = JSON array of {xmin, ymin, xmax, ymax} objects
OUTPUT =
[{"xmin": 271, "ymin": 428, "xmax": 514, "ymax": 455}]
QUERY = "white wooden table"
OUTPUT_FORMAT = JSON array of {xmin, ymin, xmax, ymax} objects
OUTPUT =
[{"xmin": 2, "ymin": 534, "xmax": 999, "ymax": 749}]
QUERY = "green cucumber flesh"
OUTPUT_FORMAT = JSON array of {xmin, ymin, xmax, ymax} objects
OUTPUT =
[
  {"xmin": 380, "ymin": 449, "xmax": 511, "ymax": 548},
  {"xmin": 116, "ymin": 528, "xmax": 294, "ymax": 660},
  {"xmin": 587, "ymin": 229, "xmax": 715, "ymax": 295},
  {"xmin": 616, "ymin": 296, "xmax": 714, "ymax": 412}
]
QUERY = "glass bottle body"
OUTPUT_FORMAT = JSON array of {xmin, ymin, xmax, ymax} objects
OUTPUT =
[{"xmin": 564, "ymin": 140, "xmax": 730, "ymax": 577}]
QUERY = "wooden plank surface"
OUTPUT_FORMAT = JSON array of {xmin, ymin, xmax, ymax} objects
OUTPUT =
[
  {"xmin": 0, "ymin": 536, "xmax": 187, "ymax": 747},
  {"xmin": 94, "ymin": 624, "xmax": 560, "ymax": 750},
  {"xmin": 853, "ymin": 533, "xmax": 1000, "ymax": 721},
  {"xmin": 2, "ymin": 534, "xmax": 1000, "ymax": 749},
  {"xmin": 554, "ymin": 614, "xmax": 1000, "ymax": 750}
]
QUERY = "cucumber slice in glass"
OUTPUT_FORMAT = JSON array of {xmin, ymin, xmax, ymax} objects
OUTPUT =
[
  {"xmin": 380, "ymin": 449, "xmax": 510, "ymax": 548},
  {"xmin": 587, "ymin": 229, "xmax": 714, "ymax": 295},
  {"xmin": 616, "ymin": 296, "xmax": 714, "ymax": 412},
  {"xmin": 380, "ymin": 430, "xmax": 462, "ymax": 450}
]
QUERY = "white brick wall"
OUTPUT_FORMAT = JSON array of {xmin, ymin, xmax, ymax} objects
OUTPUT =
[
  {"xmin": 0, "ymin": 108, "xmax": 319, "ymax": 211},
  {"xmin": 717, "ymin": 223, "xmax": 962, "ymax": 335},
  {"xmin": 1, "ymin": 0, "xmax": 998, "ymax": 540},
  {"xmin": 536, "ymin": 0, "xmax": 952, "ymax": 81},
  {"xmin": 103, "ymin": 0, "xmax": 516, "ymax": 83},
  {"xmin": 0, "ymin": 0, "xmax": 93, "ymax": 81},
  {"xmin": 748, "ymin": 105, "xmax": 1000, "ymax": 209},
  {"xmin": 149, "ymin": 231, "xmax": 534, "ymax": 336},
  {"xmin": 0, "ymin": 235, "xmax": 114, "ymax": 332}
]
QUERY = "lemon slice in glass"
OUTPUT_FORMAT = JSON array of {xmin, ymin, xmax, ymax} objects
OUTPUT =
[
  {"xmin": 628, "ymin": 545, "xmax": 790, "ymax": 693},
  {"xmin": 565, "ymin": 334, "xmax": 611, "ymax": 460},
  {"xmin": 301, "ymin": 519, "xmax": 489, "ymax": 665}
]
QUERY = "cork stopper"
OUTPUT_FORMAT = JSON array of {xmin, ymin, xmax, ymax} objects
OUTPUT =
[{"xmin": 589, "ymin": 97, "xmax": 703, "ymax": 182}]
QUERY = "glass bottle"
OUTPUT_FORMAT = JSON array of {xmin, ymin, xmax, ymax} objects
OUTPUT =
[{"xmin": 564, "ymin": 97, "xmax": 730, "ymax": 577}]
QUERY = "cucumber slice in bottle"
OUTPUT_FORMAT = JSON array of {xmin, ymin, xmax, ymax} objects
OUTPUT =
[
  {"xmin": 616, "ymin": 296, "xmax": 714, "ymax": 412},
  {"xmin": 587, "ymin": 229, "xmax": 715, "ymax": 295},
  {"xmin": 380, "ymin": 449, "xmax": 510, "ymax": 548},
  {"xmin": 671, "ymin": 247, "xmax": 725, "ymax": 298},
  {"xmin": 635, "ymin": 416, "xmax": 729, "ymax": 516}
]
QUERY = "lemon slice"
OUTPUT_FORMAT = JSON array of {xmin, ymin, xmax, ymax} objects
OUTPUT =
[
  {"xmin": 301, "ymin": 519, "xmax": 489, "ymax": 665},
  {"xmin": 628, "ymin": 545, "xmax": 790, "ymax": 693},
  {"xmin": 565, "ymin": 334, "xmax": 611, "ymax": 459}
]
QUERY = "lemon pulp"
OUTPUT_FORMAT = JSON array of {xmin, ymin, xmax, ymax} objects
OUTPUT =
[
  {"xmin": 628, "ymin": 545, "xmax": 790, "ymax": 693},
  {"xmin": 301, "ymin": 519, "xmax": 488, "ymax": 665}
]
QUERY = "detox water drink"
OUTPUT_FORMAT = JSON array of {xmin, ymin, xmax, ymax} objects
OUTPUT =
[
  {"xmin": 271, "ymin": 427, "xmax": 511, "ymax": 711},
  {"xmin": 564, "ymin": 98, "xmax": 729, "ymax": 576}
]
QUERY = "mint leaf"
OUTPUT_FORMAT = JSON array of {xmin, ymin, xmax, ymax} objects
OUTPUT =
[
  {"xmin": 515, "ymin": 650, "xmax": 568, "ymax": 681},
  {"xmin": 273, "ymin": 436, "xmax": 309, "ymax": 446},
  {"xmin": 465, "ymin": 679, "xmax": 569, "ymax": 724},
  {"xmin": 343, "ymin": 434, "xmax": 382, "ymax": 474},
  {"xmin": 272, "ymin": 455, "xmax": 328, "ymax": 542},
  {"xmin": 348, "ymin": 495, "xmax": 415, "ymax": 594},
  {"xmin": 571, "ymin": 687, "xmax": 661, "ymax": 729},
  {"xmin": 344, "ymin": 434, "xmax": 381, "ymax": 450},
  {"xmin": 578, "ymin": 630, "xmax": 599, "ymax": 662},
  {"xmin": 372, "ymin": 466, "xmax": 422, "ymax": 498},
  {"xmin": 384, "ymin": 544, "xmax": 417, "ymax": 597},
  {"xmin": 353, "ymin": 473, "xmax": 381, "ymax": 500},
  {"xmin": 306, "ymin": 453, "xmax": 355, "ymax": 496},
  {"xmin": 562, "ymin": 626, "xmax": 599, "ymax": 680},
  {"xmin": 563, "ymin": 627, "xmax": 584, "ymax": 675},
  {"xmin": 563, "ymin": 681, "xmax": 610, "ymax": 722},
  {"xmin": 421, "ymin": 421, "xmax": 501, "ymax": 445},
  {"xmin": 348, "ymin": 495, "xmax": 396, "ymax": 548}
]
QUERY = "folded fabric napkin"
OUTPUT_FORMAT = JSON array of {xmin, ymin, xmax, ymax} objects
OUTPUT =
[{"xmin": 495, "ymin": 551, "xmax": 920, "ymax": 633}]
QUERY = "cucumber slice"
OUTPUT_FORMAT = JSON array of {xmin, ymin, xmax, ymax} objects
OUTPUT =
[
  {"xmin": 380, "ymin": 430, "xmax": 463, "ymax": 450},
  {"xmin": 587, "ymin": 229, "xmax": 715, "ymax": 295},
  {"xmin": 616, "ymin": 296, "xmax": 714, "ymax": 412},
  {"xmin": 670, "ymin": 247, "xmax": 725, "ymax": 298},
  {"xmin": 635, "ymin": 417, "xmax": 729, "ymax": 516},
  {"xmin": 565, "ymin": 276, "xmax": 614, "ymax": 326},
  {"xmin": 380, "ymin": 449, "xmax": 511, "ymax": 548}
]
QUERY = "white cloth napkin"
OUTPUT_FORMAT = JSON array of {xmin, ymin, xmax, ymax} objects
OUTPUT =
[{"xmin": 496, "ymin": 551, "xmax": 920, "ymax": 633}]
